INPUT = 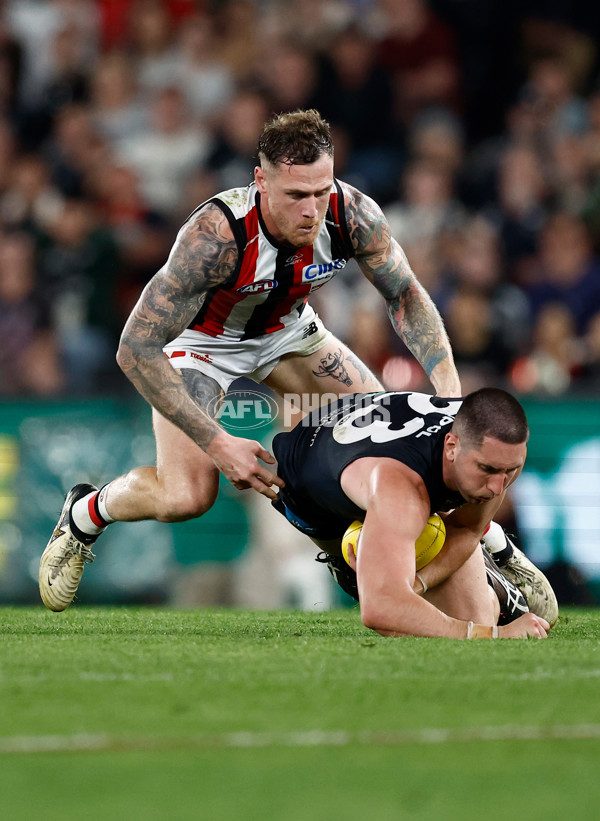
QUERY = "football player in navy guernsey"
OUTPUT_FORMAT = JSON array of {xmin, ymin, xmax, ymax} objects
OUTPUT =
[
  {"xmin": 272, "ymin": 387, "xmax": 558, "ymax": 640},
  {"xmin": 39, "ymin": 108, "xmax": 462, "ymax": 612}
]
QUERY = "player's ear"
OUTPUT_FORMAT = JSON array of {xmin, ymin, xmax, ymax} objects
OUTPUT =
[
  {"xmin": 444, "ymin": 432, "xmax": 458, "ymax": 462},
  {"xmin": 254, "ymin": 165, "xmax": 267, "ymax": 193}
]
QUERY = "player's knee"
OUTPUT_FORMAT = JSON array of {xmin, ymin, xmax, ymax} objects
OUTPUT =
[
  {"xmin": 476, "ymin": 587, "xmax": 500, "ymax": 624},
  {"xmin": 155, "ymin": 486, "xmax": 217, "ymax": 522}
]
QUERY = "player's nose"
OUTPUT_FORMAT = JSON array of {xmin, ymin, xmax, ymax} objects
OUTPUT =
[
  {"xmin": 487, "ymin": 474, "xmax": 506, "ymax": 496},
  {"xmin": 301, "ymin": 197, "xmax": 318, "ymax": 219}
]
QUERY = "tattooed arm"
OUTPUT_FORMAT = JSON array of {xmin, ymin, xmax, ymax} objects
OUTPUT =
[
  {"xmin": 116, "ymin": 203, "xmax": 283, "ymax": 498},
  {"xmin": 343, "ymin": 183, "xmax": 461, "ymax": 397}
]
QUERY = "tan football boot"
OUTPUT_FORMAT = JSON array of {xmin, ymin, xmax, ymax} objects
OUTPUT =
[
  {"xmin": 39, "ymin": 484, "xmax": 98, "ymax": 612},
  {"xmin": 483, "ymin": 527, "xmax": 559, "ymax": 627}
]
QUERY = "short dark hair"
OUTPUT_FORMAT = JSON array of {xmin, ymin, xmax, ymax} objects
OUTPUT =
[
  {"xmin": 451, "ymin": 388, "xmax": 529, "ymax": 448},
  {"xmin": 257, "ymin": 109, "xmax": 333, "ymax": 166}
]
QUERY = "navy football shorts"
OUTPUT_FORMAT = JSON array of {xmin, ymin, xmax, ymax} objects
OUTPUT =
[{"xmin": 271, "ymin": 490, "xmax": 352, "ymax": 542}]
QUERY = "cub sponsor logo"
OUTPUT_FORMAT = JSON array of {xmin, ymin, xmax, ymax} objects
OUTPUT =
[
  {"xmin": 237, "ymin": 279, "xmax": 278, "ymax": 295},
  {"xmin": 301, "ymin": 259, "xmax": 346, "ymax": 289}
]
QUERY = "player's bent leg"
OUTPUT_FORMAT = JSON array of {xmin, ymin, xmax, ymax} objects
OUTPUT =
[
  {"xmin": 104, "ymin": 409, "xmax": 220, "ymax": 523},
  {"xmin": 39, "ymin": 417, "xmax": 221, "ymax": 611},
  {"xmin": 264, "ymin": 335, "xmax": 383, "ymax": 400},
  {"xmin": 424, "ymin": 545, "xmax": 499, "ymax": 624},
  {"xmin": 40, "ymin": 370, "xmax": 223, "ymax": 610},
  {"xmin": 102, "ymin": 368, "xmax": 223, "ymax": 523}
]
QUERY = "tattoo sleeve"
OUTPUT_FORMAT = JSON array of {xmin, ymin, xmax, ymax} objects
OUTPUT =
[
  {"xmin": 344, "ymin": 183, "xmax": 460, "ymax": 395},
  {"xmin": 116, "ymin": 203, "xmax": 238, "ymax": 449}
]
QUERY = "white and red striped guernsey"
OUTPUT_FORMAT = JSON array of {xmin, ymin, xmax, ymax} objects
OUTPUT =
[{"xmin": 185, "ymin": 180, "xmax": 355, "ymax": 341}]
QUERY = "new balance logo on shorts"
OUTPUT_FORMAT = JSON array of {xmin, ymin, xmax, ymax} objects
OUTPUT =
[{"xmin": 302, "ymin": 322, "xmax": 318, "ymax": 339}]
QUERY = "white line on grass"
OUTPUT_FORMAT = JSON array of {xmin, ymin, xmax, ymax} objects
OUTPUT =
[
  {"xmin": 3, "ymin": 724, "xmax": 600, "ymax": 754},
  {"xmin": 0, "ymin": 673, "xmax": 175, "ymax": 684},
  {"xmin": 3, "ymin": 669, "xmax": 600, "ymax": 685}
]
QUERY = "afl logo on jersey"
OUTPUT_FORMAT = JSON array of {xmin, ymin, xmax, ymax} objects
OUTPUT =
[{"xmin": 237, "ymin": 279, "xmax": 278, "ymax": 295}]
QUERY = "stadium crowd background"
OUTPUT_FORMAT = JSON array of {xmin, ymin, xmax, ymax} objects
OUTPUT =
[
  {"xmin": 1, "ymin": 0, "xmax": 600, "ymax": 609},
  {"xmin": 1, "ymin": 0, "xmax": 600, "ymax": 400}
]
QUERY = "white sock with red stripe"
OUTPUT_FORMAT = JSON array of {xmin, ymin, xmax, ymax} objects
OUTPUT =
[
  {"xmin": 482, "ymin": 521, "xmax": 507, "ymax": 552},
  {"xmin": 70, "ymin": 485, "xmax": 115, "ymax": 538},
  {"xmin": 481, "ymin": 520, "xmax": 515, "ymax": 567}
]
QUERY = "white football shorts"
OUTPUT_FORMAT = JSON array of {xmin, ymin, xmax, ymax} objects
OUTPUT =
[{"xmin": 163, "ymin": 307, "xmax": 332, "ymax": 391}]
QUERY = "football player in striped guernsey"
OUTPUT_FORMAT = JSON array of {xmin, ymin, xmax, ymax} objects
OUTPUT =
[{"xmin": 40, "ymin": 109, "xmax": 462, "ymax": 612}]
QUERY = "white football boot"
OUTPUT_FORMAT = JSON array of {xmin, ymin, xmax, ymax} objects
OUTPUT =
[
  {"xmin": 483, "ymin": 522, "xmax": 559, "ymax": 627},
  {"xmin": 39, "ymin": 484, "xmax": 98, "ymax": 612}
]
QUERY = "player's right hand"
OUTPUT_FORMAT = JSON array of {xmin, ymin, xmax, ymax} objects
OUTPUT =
[
  {"xmin": 207, "ymin": 433, "xmax": 285, "ymax": 500},
  {"xmin": 499, "ymin": 612, "xmax": 551, "ymax": 639}
]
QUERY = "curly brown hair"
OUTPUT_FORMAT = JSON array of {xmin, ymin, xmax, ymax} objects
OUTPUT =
[{"xmin": 257, "ymin": 109, "xmax": 333, "ymax": 166}]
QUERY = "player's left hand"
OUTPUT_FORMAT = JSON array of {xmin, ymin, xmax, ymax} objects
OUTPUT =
[{"xmin": 499, "ymin": 613, "xmax": 550, "ymax": 639}]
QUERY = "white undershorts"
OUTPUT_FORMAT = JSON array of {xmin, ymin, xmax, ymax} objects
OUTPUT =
[{"xmin": 163, "ymin": 307, "xmax": 332, "ymax": 391}]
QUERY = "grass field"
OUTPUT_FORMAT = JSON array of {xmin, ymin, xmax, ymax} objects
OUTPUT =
[{"xmin": 2, "ymin": 606, "xmax": 600, "ymax": 821}]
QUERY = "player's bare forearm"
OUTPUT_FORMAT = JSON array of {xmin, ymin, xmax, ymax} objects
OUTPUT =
[
  {"xmin": 118, "ymin": 332, "xmax": 222, "ymax": 450},
  {"xmin": 414, "ymin": 498, "xmax": 505, "ymax": 594},
  {"xmin": 348, "ymin": 463, "xmax": 465, "ymax": 638},
  {"xmin": 116, "ymin": 203, "xmax": 238, "ymax": 451},
  {"xmin": 344, "ymin": 462, "xmax": 546, "ymax": 638},
  {"xmin": 385, "ymin": 280, "xmax": 460, "ymax": 397},
  {"xmin": 344, "ymin": 183, "xmax": 461, "ymax": 397}
]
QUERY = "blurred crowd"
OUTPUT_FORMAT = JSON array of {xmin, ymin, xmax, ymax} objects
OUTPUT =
[{"xmin": 1, "ymin": 0, "xmax": 600, "ymax": 398}]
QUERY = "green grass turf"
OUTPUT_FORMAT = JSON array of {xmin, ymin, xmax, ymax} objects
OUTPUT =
[{"xmin": 1, "ymin": 606, "xmax": 600, "ymax": 821}]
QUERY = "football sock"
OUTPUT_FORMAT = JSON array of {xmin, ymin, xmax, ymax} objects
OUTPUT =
[
  {"xmin": 70, "ymin": 484, "xmax": 115, "ymax": 540},
  {"xmin": 482, "ymin": 521, "xmax": 514, "ymax": 567}
]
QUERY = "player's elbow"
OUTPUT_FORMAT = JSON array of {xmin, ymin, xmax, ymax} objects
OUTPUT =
[
  {"xmin": 116, "ymin": 331, "xmax": 153, "ymax": 377},
  {"xmin": 360, "ymin": 583, "xmax": 414, "ymax": 636},
  {"xmin": 360, "ymin": 601, "xmax": 394, "ymax": 635},
  {"xmin": 361, "ymin": 611, "xmax": 385, "ymax": 635},
  {"xmin": 116, "ymin": 339, "xmax": 137, "ymax": 376}
]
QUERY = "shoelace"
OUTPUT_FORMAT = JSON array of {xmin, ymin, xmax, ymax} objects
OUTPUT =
[
  {"xmin": 505, "ymin": 551, "xmax": 548, "ymax": 590},
  {"xmin": 68, "ymin": 535, "xmax": 96, "ymax": 564},
  {"xmin": 50, "ymin": 534, "xmax": 96, "ymax": 572}
]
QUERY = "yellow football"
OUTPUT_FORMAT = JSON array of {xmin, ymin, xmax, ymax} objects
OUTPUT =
[
  {"xmin": 341, "ymin": 520, "xmax": 363, "ymax": 565},
  {"xmin": 341, "ymin": 514, "xmax": 446, "ymax": 570},
  {"xmin": 414, "ymin": 514, "xmax": 446, "ymax": 570}
]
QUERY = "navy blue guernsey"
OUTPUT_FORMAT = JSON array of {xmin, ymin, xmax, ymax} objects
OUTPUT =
[{"xmin": 273, "ymin": 391, "xmax": 466, "ymax": 533}]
